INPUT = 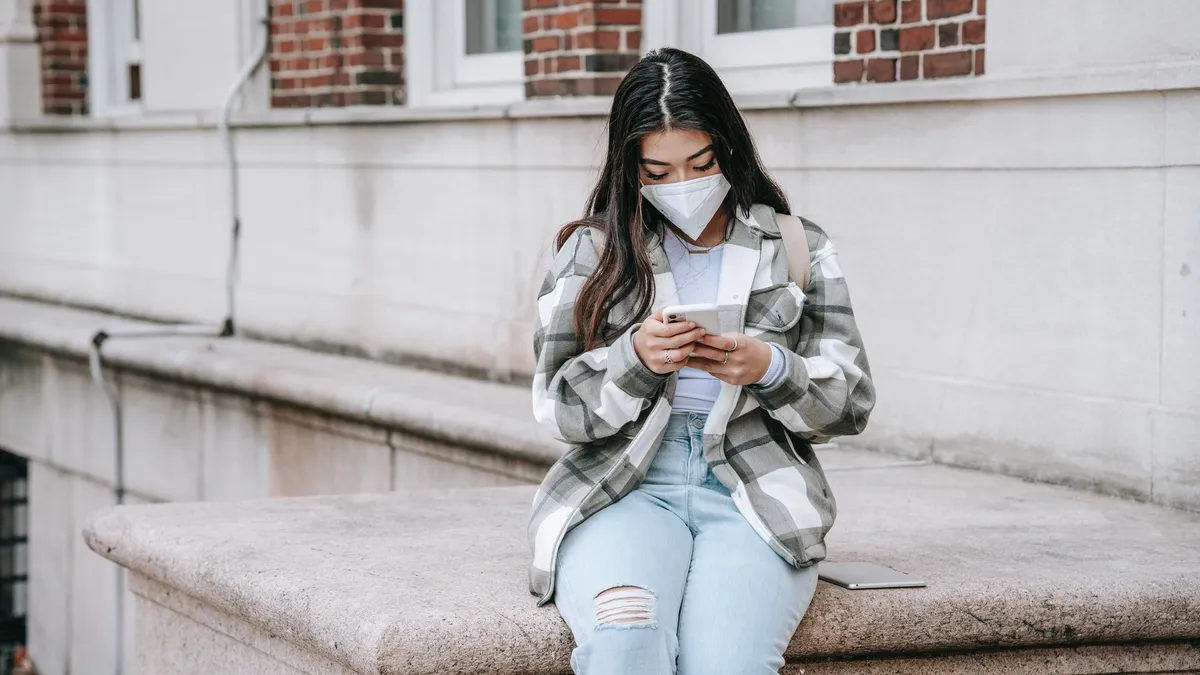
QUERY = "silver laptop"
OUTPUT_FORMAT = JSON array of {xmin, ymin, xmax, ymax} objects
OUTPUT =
[{"xmin": 817, "ymin": 561, "xmax": 927, "ymax": 590}]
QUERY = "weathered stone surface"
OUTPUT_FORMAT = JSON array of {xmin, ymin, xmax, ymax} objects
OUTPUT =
[
  {"xmin": 85, "ymin": 453, "xmax": 1200, "ymax": 675},
  {"xmin": 0, "ymin": 296, "xmax": 564, "ymax": 470},
  {"xmin": 784, "ymin": 642, "xmax": 1200, "ymax": 674}
]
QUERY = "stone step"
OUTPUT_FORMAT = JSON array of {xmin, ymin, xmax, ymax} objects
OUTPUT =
[{"xmin": 84, "ymin": 453, "xmax": 1200, "ymax": 674}]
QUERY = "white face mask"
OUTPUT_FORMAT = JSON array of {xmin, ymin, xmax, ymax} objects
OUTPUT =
[{"xmin": 640, "ymin": 173, "xmax": 732, "ymax": 241}]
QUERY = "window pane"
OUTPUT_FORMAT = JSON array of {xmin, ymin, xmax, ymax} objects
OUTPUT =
[
  {"xmin": 465, "ymin": 0, "xmax": 522, "ymax": 54},
  {"xmin": 717, "ymin": 0, "xmax": 836, "ymax": 34}
]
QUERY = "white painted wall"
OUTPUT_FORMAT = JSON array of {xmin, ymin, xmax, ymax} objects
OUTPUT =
[
  {"xmin": 988, "ymin": 0, "xmax": 1200, "ymax": 76},
  {"xmin": 2, "ymin": 89, "xmax": 1198, "ymax": 511}
]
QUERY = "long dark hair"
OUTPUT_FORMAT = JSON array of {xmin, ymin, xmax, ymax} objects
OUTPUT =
[{"xmin": 558, "ymin": 47, "xmax": 790, "ymax": 350}]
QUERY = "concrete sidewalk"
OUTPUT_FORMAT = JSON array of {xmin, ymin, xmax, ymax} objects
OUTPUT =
[{"xmin": 85, "ymin": 449, "xmax": 1200, "ymax": 674}]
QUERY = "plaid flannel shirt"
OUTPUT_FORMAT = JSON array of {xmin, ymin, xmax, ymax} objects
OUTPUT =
[{"xmin": 528, "ymin": 204, "xmax": 875, "ymax": 605}]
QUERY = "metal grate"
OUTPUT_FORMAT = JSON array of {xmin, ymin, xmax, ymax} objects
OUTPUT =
[{"xmin": 0, "ymin": 450, "xmax": 27, "ymax": 675}]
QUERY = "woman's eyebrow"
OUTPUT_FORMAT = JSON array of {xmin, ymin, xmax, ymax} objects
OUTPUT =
[{"xmin": 639, "ymin": 144, "xmax": 715, "ymax": 166}]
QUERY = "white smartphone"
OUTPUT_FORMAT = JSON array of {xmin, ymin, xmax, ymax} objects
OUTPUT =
[{"xmin": 662, "ymin": 303, "xmax": 721, "ymax": 335}]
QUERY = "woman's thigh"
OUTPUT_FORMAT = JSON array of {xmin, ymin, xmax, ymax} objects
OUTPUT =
[
  {"xmin": 554, "ymin": 488, "xmax": 694, "ymax": 644},
  {"xmin": 675, "ymin": 490, "xmax": 820, "ymax": 675}
]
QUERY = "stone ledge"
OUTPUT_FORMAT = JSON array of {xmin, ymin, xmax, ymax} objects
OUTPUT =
[
  {"xmin": 84, "ymin": 457, "xmax": 1200, "ymax": 674},
  {"xmin": 0, "ymin": 295, "xmax": 564, "ymax": 467},
  {"xmin": 6, "ymin": 61, "xmax": 1199, "ymax": 133}
]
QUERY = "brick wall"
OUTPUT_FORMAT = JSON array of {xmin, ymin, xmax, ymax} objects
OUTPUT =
[
  {"xmin": 32, "ymin": 0, "xmax": 88, "ymax": 115},
  {"xmin": 833, "ymin": 0, "xmax": 984, "ymax": 84},
  {"xmin": 522, "ymin": 0, "xmax": 641, "ymax": 98},
  {"xmin": 270, "ymin": 0, "xmax": 404, "ymax": 108}
]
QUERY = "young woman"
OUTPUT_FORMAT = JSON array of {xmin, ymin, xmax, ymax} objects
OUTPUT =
[{"xmin": 528, "ymin": 47, "xmax": 875, "ymax": 674}]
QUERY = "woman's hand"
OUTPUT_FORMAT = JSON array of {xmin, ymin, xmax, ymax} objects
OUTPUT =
[
  {"xmin": 689, "ymin": 333, "xmax": 772, "ymax": 385},
  {"xmin": 633, "ymin": 311, "xmax": 707, "ymax": 374}
]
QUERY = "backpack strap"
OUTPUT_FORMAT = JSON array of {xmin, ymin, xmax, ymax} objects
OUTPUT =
[
  {"xmin": 774, "ymin": 212, "xmax": 811, "ymax": 290},
  {"xmin": 588, "ymin": 226, "xmax": 606, "ymax": 257}
]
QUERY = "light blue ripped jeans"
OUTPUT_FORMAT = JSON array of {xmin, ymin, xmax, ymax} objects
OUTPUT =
[{"xmin": 554, "ymin": 412, "xmax": 820, "ymax": 675}]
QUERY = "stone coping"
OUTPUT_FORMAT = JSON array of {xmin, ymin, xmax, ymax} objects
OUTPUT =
[
  {"xmin": 85, "ymin": 455, "xmax": 1200, "ymax": 674},
  {"xmin": 0, "ymin": 295, "xmax": 563, "ymax": 466},
  {"xmin": 7, "ymin": 61, "xmax": 1200, "ymax": 133}
]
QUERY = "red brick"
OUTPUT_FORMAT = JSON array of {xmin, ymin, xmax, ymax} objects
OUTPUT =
[
  {"xmin": 626, "ymin": 29, "xmax": 641, "ymax": 50},
  {"xmin": 834, "ymin": 2, "xmax": 866, "ymax": 27},
  {"xmin": 362, "ymin": 32, "xmax": 404, "ymax": 48},
  {"xmin": 527, "ymin": 0, "xmax": 559, "ymax": 8},
  {"xmin": 923, "ymin": 49, "xmax": 972, "ymax": 77},
  {"xmin": 868, "ymin": 0, "xmax": 897, "ymax": 23},
  {"xmin": 526, "ymin": 77, "xmax": 560, "ymax": 98},
  {"xmin": 856, "ymin": 29, "xmax": 876, "ymax": 54},
  {"xmin": 974, "ymin": 48, "xmax": 985, "ymax": 74},
  {"xmin": 900, "ymin": 0, "xmax": 921, "ymax": 22},
  {"xmin": 556, "ymin": 54, "xmax": 581, "ymax": 72},
  {"xmin": 977, "ymin": 0, "xmax": 986, "ymax": 13},
  {"xmin": 573, "ymin": 76, "xmax": 623, "ymax": 96},
  {"xmin": 898, "ymin": 25, "xmax": 934, "ymax": 51},
  {"xmin": 899, "ymin": 54, "xmax": 919, "ymax": 79},
  {"xmin": 526, "ymin": 58, "xmax": 541, "ymax": 76},
  {"xmin": 866, "ymin": 58, "xmax": 896, "ymax": 82},
  {"xmin": 305, "ymin": 0, "xmax": 326, "ymax": 12},
  {"xmin": 927, "ymin": 0, "xmax": 972, "ymax": 19},
  {"xmin": 962, "ymin": 18, "xmax": 985, "ymax": 44},
  {"xmin": 554, "ymin": 11, "xmax": 581, "ymax": 29},
  {"xmin": 833, "ymin": 59, "xmax": 865, "ymax": 83},
  {"xmin": 595, "ymin": 7, "xmax": 641, "ymax": 25},
  {"xmin": 522, "ymin": 15, "xmax": 540, "ymax": 33},
  {"xmin": 938, "ymin": 22, "xmax": 958, "ymax": 47},
  {"xmin": 531, "ymin": 35, "xmax": 561, "ymax": 52},
  {"xmin": 346, "ymin": 50, "xmax": 386, "ymax": 67}
]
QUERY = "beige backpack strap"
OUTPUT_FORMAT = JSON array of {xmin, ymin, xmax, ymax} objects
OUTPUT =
[
  {"xmin": 588, "ymin": 226, "xmax": 606, "ymax": 257},
  {"xmin": 774, "ymin": 212, "xmax": 811, "ymax": 290}
]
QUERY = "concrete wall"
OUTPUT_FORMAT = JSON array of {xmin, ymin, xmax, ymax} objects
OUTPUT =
[
  {"xmin": 0, "ymin": 341, "xmax": 539, "ymax": 675},
  {"xmin": 988, "ymin": 0, "xmax": 1200, "ymax": 76},
  {"xmin": 2, "ymin": 87, "xmax": 1199, "ymax": 509}
]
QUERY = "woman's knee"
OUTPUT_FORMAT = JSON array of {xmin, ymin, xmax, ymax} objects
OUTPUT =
[{"xmin": 571, "ymin": 586, "xmax": 678, "ymax": 675}]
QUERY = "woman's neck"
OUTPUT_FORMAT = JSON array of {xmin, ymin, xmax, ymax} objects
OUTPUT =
[{"xmin": 672, "ymin": 210, "xmax": 730, "ymax": 248}]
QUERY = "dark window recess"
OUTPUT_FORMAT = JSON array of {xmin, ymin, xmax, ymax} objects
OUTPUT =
[
  {"xmin": 128, "ymin": 63, "xmax": 142, "ymax": 101},
  {"xmin": 0, "ymin": 450, "xmax": 27, "ymax": 675}
]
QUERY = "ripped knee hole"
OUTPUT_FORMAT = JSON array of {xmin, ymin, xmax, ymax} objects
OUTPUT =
[{"xmin": 594, "ymin": 586, "xmax": 657, "ymax": 628}]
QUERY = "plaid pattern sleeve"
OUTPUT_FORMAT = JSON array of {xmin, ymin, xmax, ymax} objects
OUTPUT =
[
  {"xmin": 531, "ymin": 227, "xmax": 669, "ymax": 444},
  {"xmin": 749, "ymin": 220, "xmax": 875, "ymax": 443}
]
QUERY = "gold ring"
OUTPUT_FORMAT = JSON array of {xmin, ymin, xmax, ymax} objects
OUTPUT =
[
  {"xmin": 730, "ymin": 336, "xmax": 740, "ymax": 351},
  {"xmin": 722, "ymin": 351, "xmax": 730, "ymax": 365},
  {"xmin": 665, "ymin": 351, "xmax": 674, "ymax": 364}
]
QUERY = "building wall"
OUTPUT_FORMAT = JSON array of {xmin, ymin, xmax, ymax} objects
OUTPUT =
[
  {"xmin": 0, "ymin": 339, "xmax": 540, "ymax": 675},
  {"xmin": 31, "ymin": 0, "xmax": 87, "ymax": 114},
  {"xmin": 3, "ymin": 88, "xmax": 1199, "ymax": 512}
]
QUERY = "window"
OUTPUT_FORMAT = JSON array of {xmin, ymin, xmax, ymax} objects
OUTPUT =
[
  {"xmin": 86, "ymin": 0, "xmax": 143, "ymax": 115},
  {"xmin": 0, "ymin": 451, "xmax": 26, "ymax": 672},
  {"xmin": 465, "ymin": 0, "xmax": 522, "ymax": 54},
  {"xmin": 644, "ymin": 0, "xmax": 836, "ymax": 94},
  {"xmin": 406, "ymin": 0, "xmax": 524, "ymax": 107}
]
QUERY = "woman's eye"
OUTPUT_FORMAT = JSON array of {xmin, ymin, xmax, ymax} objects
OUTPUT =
[
  {"xmin": 695, "ymin": 158, "xmax": 716, "ymax": 172},
  {"xmin": 646, "ymin": 172, "xmax": 668, "ymax": 181}
]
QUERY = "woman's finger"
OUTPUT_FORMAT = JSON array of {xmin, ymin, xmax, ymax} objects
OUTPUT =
[
  {"xmin": 659, "ymin": 327, "xmax": 707, "ymax": 349},
  {"xmin": 652, "ymin": 319, "xmax": 702, "ymax": 339},
  {"xmin": 698, "ymin": 333, "xmax": 738, "ymax": 351},
  {"xmin": 689, "ymin": 344, "xmax": 729, "ymax": 362}
]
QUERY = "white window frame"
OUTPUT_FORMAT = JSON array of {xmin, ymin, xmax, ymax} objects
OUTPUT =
[
  {"xmin": 643, "ymin": 0, "xmax": 834, "ymax": 95},
  {"xmin": 85, "ymin": 0, "xmax": 142, "ymax": 116},
  {"xmin": 406, "ymin": 0, "xmax": 523, "ymax": 107}
]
